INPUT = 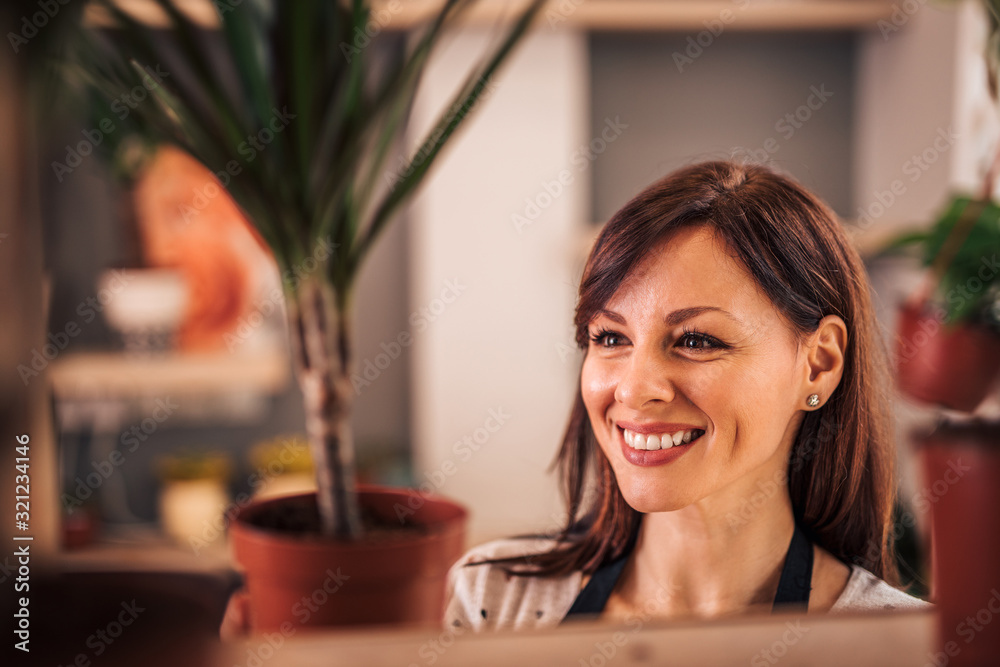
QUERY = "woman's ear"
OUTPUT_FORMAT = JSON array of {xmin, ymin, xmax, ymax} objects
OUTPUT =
[{"xmin": 801, "ymin": 315, "xmax": 847, "ymax": 408}]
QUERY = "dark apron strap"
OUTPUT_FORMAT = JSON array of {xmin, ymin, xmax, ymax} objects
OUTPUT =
[
  {"xmin": 561, "ymin": 519, "xmax": 813, "ymax": 621},
  {"xmin": 562, "ymin": 515, "xmax": 643, "ymax": 619},
  {"xmin": 772, "ymin": 523, "xmax": 813, "ymax": 611}
]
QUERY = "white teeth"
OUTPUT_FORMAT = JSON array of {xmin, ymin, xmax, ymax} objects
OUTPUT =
[{"xmin": 623, "ymin": 428, "xmax": 702, "ymax": 451}]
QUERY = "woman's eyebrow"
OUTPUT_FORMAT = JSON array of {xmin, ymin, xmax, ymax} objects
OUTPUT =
[
  {"xmin": 595, "ymin": 306, "xmax": 740, "ymax": 326},
  {"xmin": 664, "ymin": 306, "xmax": 740, "ymax": 326}
]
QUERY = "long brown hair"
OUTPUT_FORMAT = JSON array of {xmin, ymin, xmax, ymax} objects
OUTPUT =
[{"xmin": 482, "ymin": 160, "xmax": 898, "ymax": 584}]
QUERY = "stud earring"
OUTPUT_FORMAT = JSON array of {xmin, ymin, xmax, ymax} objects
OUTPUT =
[{"xmin": 806, "ymin": 394, "xmax": 820, "ymax": 408}]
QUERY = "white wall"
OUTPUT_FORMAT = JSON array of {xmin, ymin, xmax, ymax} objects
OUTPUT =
[
  {"xmin": 407, "ymin": 28, "xmax": 588, "ymax": 546},
  {"xmin": 852, "ymin": 1, "xmax": 962, "ymax": 232}
]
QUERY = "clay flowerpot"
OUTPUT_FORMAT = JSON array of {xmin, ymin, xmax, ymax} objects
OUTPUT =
[
  {"xmin": 229, "ymin": 485, "xmax": 467, "ymax": 631},
  {"xmin": 895, "ymin": 301, "xmax": 1000, "ymax": 412},
  {"xmin": 918, "ymin": 421, "xmax": 1000, "ymax": 666}
]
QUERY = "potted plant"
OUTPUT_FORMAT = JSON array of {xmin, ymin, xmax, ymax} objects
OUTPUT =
[
  {"xmin": 882, "ymin": 194, "xmax": 1000, "ymax": 412},
  {"xmin": 881, "ymin": 0, "xmax": 1000, "ymax": 413},
  {"xmin": 68, "ymin": 0, "xmax": 545, "ymax": 629}
]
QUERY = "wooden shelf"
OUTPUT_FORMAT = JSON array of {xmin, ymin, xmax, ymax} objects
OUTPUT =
[
  {"xmin": 386, "ymin": 0, "xmax": 898, "ymax": 31},
  {"xmin": 55, "ymin": 530, "xmax": 233, "ymax": 574},
  {"xmin": 49, "ymin": 348, "xmax": 290, "ymax": 401},
  {"xmin": 218, "ymin": 607, "xmax": 936, "ymax": 666},
  {"xmin": 86, "ymin": 0, "xmax": 897, "ymax": 31}
]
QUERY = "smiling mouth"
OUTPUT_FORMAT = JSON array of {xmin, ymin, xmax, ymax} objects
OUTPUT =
[{"xmin": 621, "ymin": 426, "xmax": 706, "ymax": 451}]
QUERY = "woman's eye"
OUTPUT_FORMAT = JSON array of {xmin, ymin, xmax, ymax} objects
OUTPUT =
[
  {"xmin": 590, "ymin": 329, "xmax": 624, "ymax": 348},
  {"xmin": 678, "ymin": 331, "xmax": 725, "ymax": 351}
]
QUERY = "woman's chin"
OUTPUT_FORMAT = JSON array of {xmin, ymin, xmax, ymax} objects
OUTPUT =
[{"xmin": 619, "ymin": 486, "xmax": 694, "ymax": 514}]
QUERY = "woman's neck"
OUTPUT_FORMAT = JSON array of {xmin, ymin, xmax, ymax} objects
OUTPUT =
[{"xmin": 611, "ymin": 485, "xmax": 798, "ymax": 620}]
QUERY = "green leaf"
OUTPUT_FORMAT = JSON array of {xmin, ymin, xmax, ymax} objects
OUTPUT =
[
  {"xmin": 217, "ymin": 0, "xmax": 274, "ymax": 132},
  {"xmin": 873, "ymin": 230, "xmax": 929, "ymax": 255},
  {"xmin": 352, "ymin": 0, "xmax": 547, "ymax": 273}
]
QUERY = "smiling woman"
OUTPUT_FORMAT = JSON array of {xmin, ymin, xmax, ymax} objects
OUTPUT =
[{"xmin": 444, "ymin": 160, "xmax": 931, "ymax": 631}]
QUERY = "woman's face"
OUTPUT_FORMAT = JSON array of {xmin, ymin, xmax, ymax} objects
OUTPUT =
[{"xmin": 580, "ymin": 225, "xmax": 810, "ymax": 514}]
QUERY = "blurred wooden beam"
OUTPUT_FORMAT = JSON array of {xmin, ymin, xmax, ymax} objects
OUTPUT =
[
  {"xmin": 219, "ymin": 608, "xmax": 936, "ymax": 666},
  {"xmin": 0, "ymin": 3, "xmax": 61, "ymax": 556},
  {"xmin": 85, "ymin": 0, "xmax": 897, "ymax": 31},
  {"xmin": 386, "ymin": 0, "xmax": 899, "ymax": 31}
]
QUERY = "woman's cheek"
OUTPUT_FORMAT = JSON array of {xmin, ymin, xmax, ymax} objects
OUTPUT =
[{"xmin": 581, "ymin": 357, "xmax": 618, "ymax": 400}]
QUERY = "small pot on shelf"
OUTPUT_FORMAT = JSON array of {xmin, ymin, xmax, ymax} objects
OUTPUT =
[{"xmin": 895, "ymin": 298, "xmax": 1000, "ymax": 413}]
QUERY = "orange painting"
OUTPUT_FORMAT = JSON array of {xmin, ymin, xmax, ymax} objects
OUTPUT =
[{"xmin": 132, "ymin": 145, "xmax": 277, "ymax": 351}]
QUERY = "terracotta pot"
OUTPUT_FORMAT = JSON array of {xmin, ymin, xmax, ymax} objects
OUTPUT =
[
  {"xmin": 895, "ymin": 301, "xmax": 1000, "ymax": 412},
  {"xmin": 919, "ymin": 421, "xmax": 1000, "ymax": 666},
  {"xmin": 62, "ymin": 507, "xmax": 98, "ymax": 550},
  {"xmin": 230, "ymin": 485, "xmax": 467, "ymax": 631}
]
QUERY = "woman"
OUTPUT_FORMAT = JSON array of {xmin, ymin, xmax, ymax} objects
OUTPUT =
[{"xmin": 444, "ymin": 160, "xmax": 930, "ymax": 631}]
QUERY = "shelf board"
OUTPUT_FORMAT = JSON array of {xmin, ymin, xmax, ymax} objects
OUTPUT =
[
  {"xmin": 386, "ymin": 0, "xmax": 898, "ymax": 31},
  {"xmin": 86, "ymin": 0, "xmax": 897, "ymax": 31},
  {"xmin": 218, "ymin": 607, "xmax": 935, "ymax": 666},
  {"xmin": 48, "ymin": 347, "xmax": 290, "ymax": 400}
]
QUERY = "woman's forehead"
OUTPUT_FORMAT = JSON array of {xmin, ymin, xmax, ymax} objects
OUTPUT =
[{"xmin": 599, "ymin": 226, "xmax": 787, "ymax": 329}]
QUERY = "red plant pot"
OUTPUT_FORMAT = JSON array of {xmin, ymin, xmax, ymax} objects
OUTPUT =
[
  {"xmin": 895, "ymin": 301, "xmax": 1000, "ymax": 412},
  {"xmin": 919, "ymin": 422, "xmax": 1000, "ymax": 666},
  {"xmin": 229, "ymin": 485, "xmax": 467, "ymax": 631}
]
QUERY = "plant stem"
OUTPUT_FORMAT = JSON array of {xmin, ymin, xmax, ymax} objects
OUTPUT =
[{"xmin": 288, "ymin": 278, "xmax": 363, "ymax": 539}]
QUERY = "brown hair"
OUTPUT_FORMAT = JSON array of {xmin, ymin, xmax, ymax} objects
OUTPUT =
[{"xmin": 482, "ymin": 160, "xmax": 898, "ymax": 584}]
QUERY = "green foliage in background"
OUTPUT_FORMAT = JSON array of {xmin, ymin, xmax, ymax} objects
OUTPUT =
[{"xmin": 882, "ymin": 196, "xmax": 1000, "ymax": 330}]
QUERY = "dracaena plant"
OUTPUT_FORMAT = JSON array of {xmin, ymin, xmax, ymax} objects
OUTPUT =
[{"xmin": 69, "ymin": 0, "xmax": 545, "ymax": 538}]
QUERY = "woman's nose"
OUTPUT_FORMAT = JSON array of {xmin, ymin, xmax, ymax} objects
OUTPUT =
[{"xmin": 613, "ymin": 343, "xmax": 677, "ymax": 409}]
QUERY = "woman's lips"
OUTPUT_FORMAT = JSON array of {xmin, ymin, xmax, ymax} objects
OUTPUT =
[{"xmin": 617, "ymin": 425, "xmax": 704, "ymax": 467}]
